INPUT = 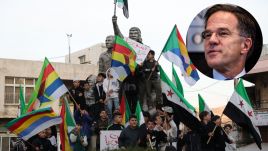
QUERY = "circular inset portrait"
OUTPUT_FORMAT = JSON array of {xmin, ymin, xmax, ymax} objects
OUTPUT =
[{"xmin": 186, "ymin": 4, "xmax": 263, "ymax": 80}]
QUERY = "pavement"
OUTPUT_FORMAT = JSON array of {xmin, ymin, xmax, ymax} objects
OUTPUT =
[{"xmin": 237, "ymin": 143, "xmax": 268, "ymax": 151}]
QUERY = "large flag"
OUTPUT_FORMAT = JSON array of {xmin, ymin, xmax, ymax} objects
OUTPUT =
[
  {"xmin": 19, "ymin": 85, "xmax": 26, "ymax": 116},
  {"xmin": 111, "ymin": 35, "xmax": 137, "ymax": 81},
  {"xmin": 135, "ymin": 101, "xmax": 145, "ymax": 126},
  {"xmin": 116, "ymin": 0, "xmax": 129, "ymax": 18},
  {"xmin": 160, "ymin": 65, "xmax": 200, "ymax": 131},
  {"xmin": 172, "ymin": 64, "xmax": 184, "ymax": 96},
  {"xmin": 5, "ymin": 107, "xmax": 62, "ymax": 140},
  {"xmin": 60, "ymin": 97, "xmax": 76, "ymax": 151},
  {"xmin": 198, "ymin": 94, "xmax": 214, "ymax": 116},
  {"xmin": 162, "ymin": 25, "xmax": 199, "ymax": 86},
  {"xmin": 119, "ymin": 93, "xmax": 131, "ymax": 125},
  {"xmin": 223, "ymin": 79, "xmax": 262, "ymax": 149},
  {"xmin": 25, "ymin": 57, "xmax": 68, "ymax": 112}
]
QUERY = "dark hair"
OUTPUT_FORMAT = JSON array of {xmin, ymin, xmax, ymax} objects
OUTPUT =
[
  {"xmin": 98, "ymin": 73, "xmax": 106, "ymax": 78},
  {"xmin": 148, "ymin": 50, "xmax": 155, "ymax": 56},
  {"xmin": 113, "ymin": 112, "xmax": 122, "ymax": 119},
  {"xmin": 199, "ymin": 111, "xmax": 210, "ymax": 121},
  {"xmin": 224, "ymin": 124, "xmax": 233, "ymax": 129},
  {"xmin": 204, "ymin": 4, "xmax": 262, "ymax": 71},
  {"xmin": 143, "ymin": 111, "xmax": 150, "ymax": 118},
  {"xmin": 129, "ymin": 114, "xmax": 137, "ymax": 120},
  {"xmin": 211, "ymin": 115, "xmax": 220, "ymax": 122}
]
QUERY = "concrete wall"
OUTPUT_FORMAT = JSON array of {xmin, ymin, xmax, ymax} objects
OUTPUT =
[
  {"xmin": 65, "ymin": 43, "xmax": 106, "ymax": 65},
  {"xmin": 0, "ymin": 58, "xmax": 98, "ymax": 118}
]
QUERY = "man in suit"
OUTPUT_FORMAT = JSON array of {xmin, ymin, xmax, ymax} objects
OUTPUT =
[{"xmin": 202, "ymin": 4, "xmax": 261, "ymax": 80}]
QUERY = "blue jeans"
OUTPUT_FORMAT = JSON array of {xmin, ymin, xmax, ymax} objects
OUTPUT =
[{"xmin": 106, "ymin": 97, "xmax": 119, "ymax": 120}]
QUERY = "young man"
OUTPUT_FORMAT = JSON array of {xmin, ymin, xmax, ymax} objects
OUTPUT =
[
  {"xmin": 92, "ymin": 73, "xmax": 106, "ymax": 121},
  {"xmin": 107, "ymin": 112, "xmax": 124, "ymax": 130},
  {"xmin": 32, "ymin": 130, "xmax": 54, "ymax": 151},
  {"xmin": 118, "ymin": 115, "xmax": 141, "ymax": 149},
  {"xmin": 84, "ymin": 82, "xmax": 95, "ymax": 109},
  {"xmin": 69, "ymin": 79, "xmax": 85, "ymax": 112},
  {"xmin": 95, "ymin": 110, "xmax": 109, "ymax": 150},
  {"xmin": 70, "ymin": 123, "xmax": 88, "ymax": 151},
  {"xmin": 202, "ymin": 4, "xmax": 259, "ymax": 80},
  {"xmin": 207, "ymin": 115, "xmax": 232, "ymax": 151},
  {"xmin": 142, "ymin": 50, "xmax": 162, "ymax": 109},
  {"xmin": 45, "ymin": 127, "xmax": 57, "ymax": 151},
  {"xmin": 198, "ymin": 111, "xmax": 213, "ymax": 151},
  {"xmin": 103, "ymin": 70, "xmax": 120, "ymax": 121},
  {"xmin": 224, "ymin": 124, "xmax": 236, "ymax": 151}
]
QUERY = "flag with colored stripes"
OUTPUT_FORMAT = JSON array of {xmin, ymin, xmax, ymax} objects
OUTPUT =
[
  {"xmin": 223, "ymin": 79, "xmax": 262, "ymax": 149},
  {"xmin": 116, "ymin": 0, "xmax": 129, "ymax": 18},
  {"xmin": 172, "ymin": 64, "xmax": 184, "ymax": 96},
  {"xmin": 198, "ymin": 94, "xmax": 214, "ymax": 116},
  {"xmin": 135, "ymin": 101, "xmax": 145, "ymax": 126},
  {"xmin": 162, "ymin": 25, "xmax": 199, "ymax": 86},
  {"xmin": 26, "ymin": 57, "xmax": 68, "ymax": 112},
  {"xmin": 119, "ymin": 93, "xmax": 131, "ymax": 125},
  {"xmin": 111, "ymin": 36, "xmax": 137, "ymax": 81},
  {"xmin": 60, "ymin": 97, "xmax": 76, "ymax": 151},
  {"xmin": 5, "ymin": 107, "xmax": 62, "ymax": 140}
]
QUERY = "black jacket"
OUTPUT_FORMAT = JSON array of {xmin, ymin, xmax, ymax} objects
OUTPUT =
[{"xmin": 118, "ymin": 126, "xmax": 140, "ymax": 148}]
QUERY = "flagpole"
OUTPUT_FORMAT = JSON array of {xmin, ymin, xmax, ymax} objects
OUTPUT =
[
  {"xmin": 207, "ymin": 113, "xmax": 224, "ymax": 144},
  {"xmin": 114, "ymin": 0, "xmax": 117, "ymax": 16}
]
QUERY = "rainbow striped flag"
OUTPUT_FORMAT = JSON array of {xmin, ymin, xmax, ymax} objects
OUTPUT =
[
  {"xmin": 5, "ymin": 107, "xmax": 62, "ymax": 140},
  {"xmin": 110, "ymin": 36, "xmax": 137, "ymax": 81},
  {"xmin": 60, "ymin": 97, "xmax": 76, "ymax": 151},
  {"xmin": 162, "ymin": 25, "xmax": 200, "ymax": 86},
  {"xmin": 26, "ymin": 57, "xmax": 68, "ymax": 112},
  {"xmin": 119, "ymin": 93, "xmax": 131, "ymax": 125}
]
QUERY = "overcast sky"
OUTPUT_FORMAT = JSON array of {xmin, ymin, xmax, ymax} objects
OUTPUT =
[{"xmin": 1, "ymin": 0, "xmax": 267, "ymax": 108}]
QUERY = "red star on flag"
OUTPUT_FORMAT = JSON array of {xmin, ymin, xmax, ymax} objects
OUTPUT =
[
  {"xmin": 248, "ymin": 111, "xmax": 253, "ymax": 117},
  {"xmin": 239, "ymin": 100, "xmax": 244, "ymax": 108},
  {"xmin": 167, "ymin": 89, "xmax": 174, "ymax": 98}
]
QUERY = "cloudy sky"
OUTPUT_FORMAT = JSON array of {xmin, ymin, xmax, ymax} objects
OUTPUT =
[{"xmin": 1, "ymin": 0, "xmax": 267, "ymax": 108}]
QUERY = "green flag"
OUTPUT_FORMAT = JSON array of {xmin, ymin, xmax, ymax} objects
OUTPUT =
[
  {"xmin": 172, "ymin": 63, "xmax": 184, "ymax": 96},
  {"xmin": 19, "ymin": 85, "xmax": 26, "ymax": 116},
  {"xmin": 135, "ymin": 101, "xmax": 145, "ymax": 126}
]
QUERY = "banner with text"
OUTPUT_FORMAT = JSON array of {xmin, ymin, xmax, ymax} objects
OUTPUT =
[
  {"xmin": 124, "ymin": 37, "xmax": 150, "ymax": 65},
  {"xmin": 100, "ymin": 130, "xmax": 121, "ymax": 151}
]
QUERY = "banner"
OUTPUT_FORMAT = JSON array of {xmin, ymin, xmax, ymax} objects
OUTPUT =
[
  {"xmin": 124, "ymin": 37, "xmax": 150, "ymax": 65},
  {"xmin": 100, "ymin": 130, "xmax": 121, "ymax": 151}
]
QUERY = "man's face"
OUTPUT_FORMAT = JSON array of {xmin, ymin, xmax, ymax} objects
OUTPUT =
[
  {"xmin": 73, "ymin": 81, "xmax": 80, "ymax": 88},
  {"xmin": 114, "ymin": 115, "xmax": 122, "ymax": 124},
  {"xmin": 105, "ymin": 36, "xmax": 114, "ymax": 49},
  {"xmin": 204, "ymin": 114, "xmax": 211, "ymax": 122},
  {"xmin": 204, "ymin": 11, "xmax": 247, "ymax": 72},
  {"xmin": 146, "ymin": 53, "xmax": 154, "ymax": 60},
  {"xmin": 97, "ymin": 75, "xmax": 104, "ymax": 82},
  {"xmin": 38, "ymin": 130, "xmax": 46, "ymax": 138},
  {"xmin": 147, "ymin": 121, "xmax": 155, "ymax": 130},
  {"xmin": 100, "ymin": 111, "xmax": 107, "ymax": 119},
  {"xmin": 129, "ymin": 28, "xmax": 140, "ymax": 42},
  {"xmin": 155, "ymin": 116, "xmax": 163, "ymax": 125},
  {"xmin": 84, "ymin": 83, "xmax": 90, "ymax": 90},
  {"xmin": 129, "ymin": 118, "xmax": 138, "ymax": 128}
]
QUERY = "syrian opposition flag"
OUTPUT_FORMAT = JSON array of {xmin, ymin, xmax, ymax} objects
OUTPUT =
[
  {"xmin": 135, "ymin": 101, "xmax": 145, "ymax": 126},
  {"xmin": 116, "ymin": 0, "xmax": 129, "ymax": 18},
  {"xmin": 198, "ymin": 94, "xmax": 214, "ymax": 116},
  {"xmin": 223, "ymin": 79, "xmax": 262, "ymax": 149},
  {"xmin": 160, "ymin": 65, "xmax": 200, "ymax": 131}
]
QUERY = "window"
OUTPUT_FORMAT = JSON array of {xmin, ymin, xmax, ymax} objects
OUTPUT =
[
  {"xmin": 0, "ymin": 135, "xmax": 17, "ymax": 151},
  {"xmin": 79, "ymin": 55, "xmax": 86, "ymax": 64},
  {"xmin": 4, "ymin": 77, "xmax": 36, "ymax": 105}
]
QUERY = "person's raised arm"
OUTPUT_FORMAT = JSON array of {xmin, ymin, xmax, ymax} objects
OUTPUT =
[{"xmin": 112, "ymin": 15, "xmax": 124, "ymax": 38}]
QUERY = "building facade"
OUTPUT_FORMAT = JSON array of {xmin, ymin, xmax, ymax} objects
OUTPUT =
[
  {"xmin": 244, "ymin": 44, "xmax": 268, "ymax": 142},
  {"xmin": 0, "ymin": 58, "xmax": 97, "ymax": 150},
  {"xmin": 65, "ymin": 43, "xmax": 106, "ymax": 65}
]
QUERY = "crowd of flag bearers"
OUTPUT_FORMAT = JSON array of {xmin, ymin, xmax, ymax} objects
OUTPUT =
[{"xmin": 5, "ymin": 3, "xmax": 262, "ymax": 150}]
